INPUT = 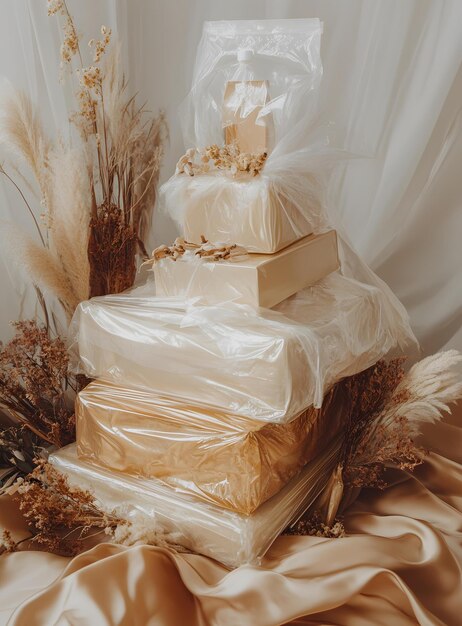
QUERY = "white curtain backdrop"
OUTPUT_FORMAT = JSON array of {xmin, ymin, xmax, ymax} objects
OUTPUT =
[{"xmin": 0, "ymin": 0, "xmax": 461, "ymax": 354}]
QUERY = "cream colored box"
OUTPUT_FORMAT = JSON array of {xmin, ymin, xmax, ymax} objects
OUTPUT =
[
  {"xmin": 70, "ymin": 272, "xmax": 405, "ymax": 423},
  {"xmin": 160, "ymin": 171, "xmax": 318, "ymax": 254},
  {"xmin": 154, "ymin": 231, "xmax": 339, "ymax": 308},
  {"xmin": 50, "ymin": 438, "xmax": 341, "ymax": 568}
]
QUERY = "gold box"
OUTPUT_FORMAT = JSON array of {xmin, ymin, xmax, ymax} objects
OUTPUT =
[{"xmin": 76, "ymin": 380, "xmax": 347, "ymax": 515}]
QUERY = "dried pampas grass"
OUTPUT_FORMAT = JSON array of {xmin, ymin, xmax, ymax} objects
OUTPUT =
[
  {"xmin": 0, "ymin": 79, "xmax": 50, "ymax": 203},
  {"xmin": 0, "ymin": 222, "xmax": 79, "ymax": 319},
  {"xmin": 47, "ymin": 142, "xmax": 91, "ymax": 303},
  {"xmin": 342, "ymin": 351, "xmax": 462, "ymax": 489},
  {"xmin": 98, "ymin": 44, "xmax": 166, "ymax": 243},
  {"xmin": 0, "ymin": 8, "xmax": 166, "ymax": 324},
  {"xmin": 359, "ymin": 350, "xmax": 462, "ymax": 465},
  {"xmin": 316, "ymin": 351, "xmax": 462, "ymax": 525}
]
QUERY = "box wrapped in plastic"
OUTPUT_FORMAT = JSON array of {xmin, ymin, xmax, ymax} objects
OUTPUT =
[
  {"xmin": 161, "ymin": 171, "xmax": 319, "ymax": 254},
  {"xmin": 160, "ymin": 19, "xmax": 327, "ymax": 254},
  {"xmin": 69, "ymin": 272, "xmax": 413, "ymax": 423},
  {"xmin": 154, "ymin": 231, "xmax": 339, "ymax": 308},
  {"xmin": 76, "ymin": 379, "xmax": 348, "ymax": 514},
  {"xmin": 49, "ymin": 437, "xmax": 341, "ymax": 568},
  {"xmin": 180, "ymin": 19, "xmax": 323, "ymax": 160}
]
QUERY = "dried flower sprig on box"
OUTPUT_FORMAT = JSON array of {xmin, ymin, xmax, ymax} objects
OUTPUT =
[
  {"xmin": 147, "ymin": 235, "xmax": 248, "ymax": 264},
  {"xmin": 176, "ymin": 144, "xmax": 267, "ymax": 177}
]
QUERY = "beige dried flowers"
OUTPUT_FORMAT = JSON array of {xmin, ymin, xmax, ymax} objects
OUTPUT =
[
  {"xmin": 148, "ymin": 236, "xmax": 248, "ymax": 264},
  {"xmin": 60, "ymin": 16, "xmax": 79, "ymax": 64},
  {"xmin": 78, "ymin": 65, "xmax": 102, "ymax": 92},
  {"xmin": 176, "ymin": 144, "xmax": 267, "ymax": 177},
  {"xmin": 89, "ymin": 26, "xmax": 112, "ymax": 63},
  {"xmin": 47, "ymin": 0, "xmax": 64, "ymax": 16},
  {"xmin": 1, "ymin": 460, "xmax": 128, "ymax": 556}
]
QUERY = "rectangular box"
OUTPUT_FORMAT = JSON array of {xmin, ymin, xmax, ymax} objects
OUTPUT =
[
  {"xmin": 69, "ymin": 273, "xmax": 405, "ymax": 423},
  {"xmin": 76, "ymin": 379, "xmax": 348, "ymax": 514},
  {"xmin": 154, "ymin": 231, "xmax": 339, "ymax": 309},
  {"xmin": 160, "ymin": 171, "xmax": 318, "ymax": 254},
  {"xmin": 50, "ymin": 437, "xmax": 341, "ymax": 568},
  {"xmin": 223, "ymin": 80, "xmax": 270, "ymax": 153}
]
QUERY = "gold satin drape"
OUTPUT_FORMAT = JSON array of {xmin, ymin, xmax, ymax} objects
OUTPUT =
[{"xmin": 1, "ymin": 404, "xmax": 461, "ymax": 625}]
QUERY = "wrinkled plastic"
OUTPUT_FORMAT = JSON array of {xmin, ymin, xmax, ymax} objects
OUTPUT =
[
  {"xmin": 76, "ymin": 379, "xmax": 348, "ymax": 515},
  {"xmin": 181, "ymin": 19, "xmax": 323, "ymax": 155},
  {"xmin": 162, "ymin": 171, "xmax": 320, "ymax": 254},
  {"xmin": 50, "ymin": 437, "xmax": 341, "ymax": 568},
  {"xmin": 161, "ymin": 19, "xmax": 325, "ymax": 254},
  {"xmin": 69, "ymin": 272, "xmax": 414, "ymax": 423},
  {"xmin": 153, "ymin": 231, "xmax": 339, "ymax": 308}
]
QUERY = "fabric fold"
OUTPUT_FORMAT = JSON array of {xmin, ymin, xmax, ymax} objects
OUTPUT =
[{"xmin": 1, "ymin": 407, "xmax": 461, "ymax": 625}]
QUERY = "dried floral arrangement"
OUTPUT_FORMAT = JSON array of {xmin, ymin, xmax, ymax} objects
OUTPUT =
[
  {"xmin": 176, "ymin": 144, "xmax": 267, "ymax": 177},
  {"xmin": 1, "ymin": 460, "xmax": 186, "ymax": 557},
  {"xmin": 314, "ymin": 350, "xmax": 462, "ymax": 527},
  {"xmin": 0, "ymin": 0, "xmax": 166, "ymax": 491},
  {"xmin": 148, "ymin": 235, "xmax": 248, "ymax": 263},
  {"xmin": 0, "ymin": 0, "xmax": 166, "ymax": 316},
  {"xmin": 1, "ymin": 460, "xmax": 127, "ymax": 556}
]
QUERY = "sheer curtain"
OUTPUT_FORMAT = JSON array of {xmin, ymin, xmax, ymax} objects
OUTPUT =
[{"xmin": 0, "ymin": 0, "xmax": 461, "ymax": 353}]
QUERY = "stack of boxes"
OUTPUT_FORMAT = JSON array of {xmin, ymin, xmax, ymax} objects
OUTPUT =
[{"xmin": 50, "ymin": 19, "xmax": 413, "ymax": 568}]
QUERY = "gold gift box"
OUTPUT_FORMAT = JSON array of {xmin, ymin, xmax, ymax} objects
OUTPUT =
[
  {"xmin": 154, "ymin": 231, "xmax": 339, "ymax": 308},
  {"xmin": 76, "ymin": 379, "xmax": 348, "ymax": 515}
]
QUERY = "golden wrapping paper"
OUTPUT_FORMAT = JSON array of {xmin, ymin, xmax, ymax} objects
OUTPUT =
[
  {"xmin": 76, "ymin": 380, "xmax": 348, "ymax": 515},
  {"xmin": 50, "ymin": 436, "xmax": 341, "ymax": 568},
  {"xmin": 154, "ymin": 231, "xmax": 339, "ymax": 308}
]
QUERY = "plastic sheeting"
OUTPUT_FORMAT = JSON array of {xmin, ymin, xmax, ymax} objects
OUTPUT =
[
  {"xmin": 76, "ymin": 379, "xmax": 348, "ymax": 514},
  {"xmin": 161, "ymin": 170, "xmax": 320, "ymax": 255},
  {"xmin": 161, "ymin": 19, "xmax": 325, "ymax": 254},
  {"xmin": 69, "ymin": 272, "xmax": 413, "ymax": 423},
  {"xmin": 50, "ymin": 436, "xmax": 341, "ymax": 568}
]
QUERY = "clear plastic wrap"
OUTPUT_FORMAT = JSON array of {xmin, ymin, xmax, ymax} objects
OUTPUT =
[
  {"xmin": 69, "ymin": 272, "xmax": 413, "ymax": 423},
  {"xmin": 161, "ymin": 19, "xmax": 325, "ymax": 254},
  {"xmin": 50, "ymin": 436, "xmax": 341, "ymax": 568},
  {"xmin": 180, "ymin": 19, "xmax": 323, "ymax": 156},
  {"xmin": 153, "ymin": 231, "xmax": 339, "ymax": 308},
  {"xmin": 76, "ymin": 379, "xmax": 348, "ymax": 515},
  {"xmin": 161, "ymin": 171, "xmax": 320, "ymax": 254}
]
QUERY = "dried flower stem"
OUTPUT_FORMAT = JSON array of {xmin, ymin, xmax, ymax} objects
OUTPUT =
[
  {"xmin": 0, "ymin": 165, "xmax": 45, "ymax": 246},
  {"xmin": 2, "ymin": 460, "xmax": 128, "ymax": 556}
]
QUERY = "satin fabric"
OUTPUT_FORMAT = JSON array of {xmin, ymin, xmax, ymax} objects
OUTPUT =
[{"xmin": 1, "ymin": 404, "xmax": 461, "ymax": 626}]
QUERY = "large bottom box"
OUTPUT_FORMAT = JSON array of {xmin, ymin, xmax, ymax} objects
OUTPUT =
[{"xmin": 50, "ymin": 438, "xmax": 341, "ymax": 568}]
